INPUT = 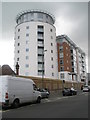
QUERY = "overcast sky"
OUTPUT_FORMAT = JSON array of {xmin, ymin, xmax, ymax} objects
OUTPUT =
[{"xmin": 0, "ymin": 1, "xmax": 89, "ymax": 72}]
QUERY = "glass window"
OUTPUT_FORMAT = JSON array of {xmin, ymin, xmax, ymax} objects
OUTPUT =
[
  {"xmin": 18, "ymin": 36, "xmax": 20, "ymax": 39},
  {"xmin": 30, "ymin": 13, "xmax": 34, "ymax": 20},
  {"xmin": 26, "ymin": 33, "xmax": 29, "ymax": 37},
  {"xmin": 46, "ymin": 15, "xmax": 48, "ymax": 19},
  {"xmin": 17, "ymin": 58, "xmax": 19, "ymax": 61},
  {"xmin": 33, "ymin": 84, "xmax": 37, "ymax": 91},
  {"xmin": 51, "ymin": 43, "xmax": 53, "ymax": 46},
  {"xmin": 26, "ymin": 26, "xmax": 29, "ymax": 29},
  {"xmin": 60, "ymin": 73, "xmax": 64, "ymax": 79},
  {"xmin": 17, "ymin": 50, "xmax": 20, "ymax": 53},
  {"xmin": 25, "ymin": 64, "xmax": 29, "ymax": 68},
  {"xmin": 59, "ymin": 46, "xmax": 63, "ymax": 51},
  {"xmin": 51, "ymin": 57, "xmax": 53, "ymax": 61},
  {"xmin": 59, "ymin": 39, "xmax": 63, "ymax": 43},
  {"xmin": 26, "ymin": 40, "xmax": 29, "ymax": 44},
  {"xmin": 38, "ymin": 13, "xmax": 43, "ymax": 19},
  {"xmin": 50, "ymin": 29, "xmax": 52, "ymax": 32},
  {"xmin": 26, "ymin": 48, "xmax": 29, "ymax": 52},
  {"xmin": 38, "ymin": 33, "xmax": 43, "ymax": 37},
  {"xmin": 60, "ymin": 59, "xmax": 64, "ymax": 64},
  {"xmin": 26, "ymin": 56, "xmax": 29, "ymax": 60},
  {"xmin": 59, "ymin": 53, "xmax": 63, "ymax": 58},
  {"xmin": 60, "ymin": 66, "xmax": 64, "ymax": 71},
  {"xmin": 17, "ymin": 43, "xmax": 20, "ymax": 46},
  {"xmin": 38, "ymin": 71, "xmax": 43, "ymax": 76},
  {"xmin": 52, "ymin": 73, "xmax": 54, "ymax": 76},
  {"xmin": 51, "ymin": 65, "xmax": 54, "ymax": 68},
  {"xmin": 18, "ymin": 29, "xmax": 20, "ymax": 32},
  {"xmin": 37, "ymin": 25, "xmax": 44, "ymax": 32},
  {"xmin": 51, "ymin": 50, "xmax": 53, "ymax": 53},
  {"xmin": 25, "ymin": 72, "xmax": 29, "ymax": 76},
  {"xmin": 51, "ymin": 36, "xmax": 53, "ymax": 39}
]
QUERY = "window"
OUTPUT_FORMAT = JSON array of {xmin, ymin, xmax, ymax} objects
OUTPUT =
[
  {"xmin": 18, "ymin": 29, "xmax": 20, "ymax": 32},
  {"xmin": 51, "ymin": 65, "xmax": 54, "ymax": 68},
  {"xmin": 17, "ymin": 58, "xmax": 19, "ymax": 61},
  {"xmin": 51, "ymin": 57, "xmax": 53, "ymax": 61},
  {"xmin": 26, "ymin": 40, "xmax": 29, "ymax": 44},
  {"xmin": 25, "ymin": 72, "xmax": 29, "ymax": 76},
  {"xmin": 17, "ymin": 43, "xmax": 20, "ymax": 46},
  {"xmin": 50, "ymin": 29, "xmax": 52, "ymax": 32},
  {"xmin": 26, "ymin": 33, "xmax": 29, "ymax": 37},
  {"xmin": 31, "ymin": 13, "xmax": 34, "ymax": 20},
  {"xmin": 46, "ymin": 15, "xmax": 48, "ymax": 19},
  {"xmin": 18, "ymin": 36, "xmax": 20, "ymax": 39},
  {"xmin": 59, "ymin": 39, "xmax": 63, "ymax": 44},
  {"xmin": 59, "ymin": 53, "xmax": 63, "ymax": 58},
  {"xmin": 59, "ymin": 46, "xmax": 63, "ymax": 51},
  {"xmin": 38, "ymin": 64, "xmax": 44, "ymax": 70},
  {"xmin": 17, "ymin": 50, "xmax": 20, "ymax": 53},
  {"xmin": 52, "ymin": 73, "xmax": 54, "ymax": 76},
  {"xmin": 26, "ymin": 56, "xmax": 29, "ymax": 60},
  {"xmin": 38, "ymin": 33, "xmax": 43, "ymax": 37},
  {"xmin": 38, "ymin": 71, "xmax": 43, "ymax": 76},
  {"xmin": 51, "ymin": 43, "xmax": 53, "ymax": 46},
  {"xmin": 26, "ymin": 26, "xmax": 29, "ymax": 29},
  {"xmin": 25, "ymin": 64, "xmax": 29, "ymax": 68},
  {"xmin": 60, "ymin": 66, "xmax": 64, "ymax": 71},
  {"xmin": 26, "ymin": 48, "xmax": 29, "ymax": 52},
  {"xmin": 51, "ymin": 50, "xmax": 53, "ymax": 53},
  {"xmin": 33, "ymin": 84, "xmax": 37, "ymax": 91},
  {"xmin": 60, "ymin": 73, "xmax": 64, "ymax": 79},
  {"xmin": 37, "ymin": 25, "xmax": 44, "ymax": 32},
  {"xmin": 51, "ymin": 36, "xmax": 53, "ymax": 39},
  {"xmin": 38, "ymin": 13, "xmax": 43, "ymax": 19},
  {"xmin": 60, "ymin": 59, "xmax": 64, "ymax": 64}
]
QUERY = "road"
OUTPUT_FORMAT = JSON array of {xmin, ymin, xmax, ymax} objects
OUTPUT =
[{"xmin": 1, "ymin": 92, "xmax": 89, "ymax": 118}]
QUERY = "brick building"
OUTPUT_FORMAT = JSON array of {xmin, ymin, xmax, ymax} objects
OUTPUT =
[{"xmin": 56, "ymin": 35, "xmax": 87, "ymax": 83}]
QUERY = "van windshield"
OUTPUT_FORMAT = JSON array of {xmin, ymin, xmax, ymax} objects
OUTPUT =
[{"xmin": 33, "ymin": 84, "xmax": 37, "ymax": 90}]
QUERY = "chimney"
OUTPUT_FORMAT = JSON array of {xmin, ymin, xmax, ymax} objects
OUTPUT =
[{"xmin": 16, "ymin": 62, "xmax": 19, "ymax": 75}]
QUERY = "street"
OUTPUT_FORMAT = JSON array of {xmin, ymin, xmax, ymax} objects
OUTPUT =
[{"xmin": 2, "ymin": 92, "xmax": 89, "ymax": 118}]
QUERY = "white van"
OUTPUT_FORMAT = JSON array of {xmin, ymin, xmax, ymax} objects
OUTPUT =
[{"xmin": 0, "ymin": 75, "xmax": 41, "ymax": 108}]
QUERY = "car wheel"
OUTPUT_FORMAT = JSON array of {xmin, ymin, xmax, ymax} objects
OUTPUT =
[
  {"xmin": 12, "ymin": 99, "xmax": 20, "ymax": 108},
  {"xmin": 37, "ymin": 97, "xmax": 41, "ymax": 103},
  {"xmin": 46, "ymin": 94, "xmax": 49, "ymax": 98}
]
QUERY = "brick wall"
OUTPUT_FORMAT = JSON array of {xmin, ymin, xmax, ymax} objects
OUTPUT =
[{"xmin": 17, "ymin": 75, "xmax": 84, "ymax": 91}]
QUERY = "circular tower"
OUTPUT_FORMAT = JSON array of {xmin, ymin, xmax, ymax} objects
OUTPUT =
[{"xmin": 14, "ymin": 10, "xmax": 58, "ymax": 79}]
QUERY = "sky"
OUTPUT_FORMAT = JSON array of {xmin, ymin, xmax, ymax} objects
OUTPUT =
[{"xmin": 0, "ymin": 0, "xmax": 89, "ymax": 72}]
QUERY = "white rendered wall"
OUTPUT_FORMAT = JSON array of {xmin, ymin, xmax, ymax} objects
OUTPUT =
[{"xmin": 14, "ymin": 21, "xmax": 58, "ymax": 79}]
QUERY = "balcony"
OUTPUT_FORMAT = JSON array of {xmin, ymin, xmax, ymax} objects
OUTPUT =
[{"xmin": 38, "ymin": 43, "xmax": 44, "ymax": 47}]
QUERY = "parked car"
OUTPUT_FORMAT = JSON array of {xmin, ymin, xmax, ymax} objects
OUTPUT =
[
  {"xmin": 83, "ymin": 85, "xmax": 90, "ymax": 92},
  {"xmin": 62, "ymin": 87, "xmax": 77, "ymax": 96},
  {"xmin": 37, "ymin": 88, "xmax": 50, "ymax": 98}
]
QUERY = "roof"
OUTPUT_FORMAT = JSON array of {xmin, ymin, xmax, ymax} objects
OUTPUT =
[
  {"xmin": 0, "ymin": 65, "xmax": 16, "ymax": 75},
  {"xmin": 16, "ymin": 9, "xmax": 55, "ymax": 24}
]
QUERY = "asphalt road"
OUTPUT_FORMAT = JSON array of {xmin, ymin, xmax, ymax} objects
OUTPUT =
[{"xmin": 2, "ymin": 92, "xmax": 89, "ymax": 118}]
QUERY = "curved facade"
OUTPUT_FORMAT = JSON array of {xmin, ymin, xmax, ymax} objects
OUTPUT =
[{"xmin": 14, "ymin": 10, "xmax": 58, "ymax": 79}]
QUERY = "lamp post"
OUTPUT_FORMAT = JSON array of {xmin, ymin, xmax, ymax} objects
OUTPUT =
[{"xmin": 42, "ymin": 49, "xmax": 47, "ymax": 88}]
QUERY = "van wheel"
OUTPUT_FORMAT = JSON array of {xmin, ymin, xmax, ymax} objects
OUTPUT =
[
  {"xmin": 13, "ymin": 99, "xmax": 20, "ymax": 108},
  {"xmin": 37, "ymin": 97, "xmax": 41, "ymax": 103}
]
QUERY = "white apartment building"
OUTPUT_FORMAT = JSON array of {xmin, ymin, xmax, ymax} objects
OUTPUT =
[{"xmin": 14, "ymin": 10, "xmax": 58, "ymax": 79}]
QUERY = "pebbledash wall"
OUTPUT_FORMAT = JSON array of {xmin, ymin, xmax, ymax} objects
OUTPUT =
[{"xmin": 14, "ymin": 10, "xmax": 58, "ymax": 79}]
